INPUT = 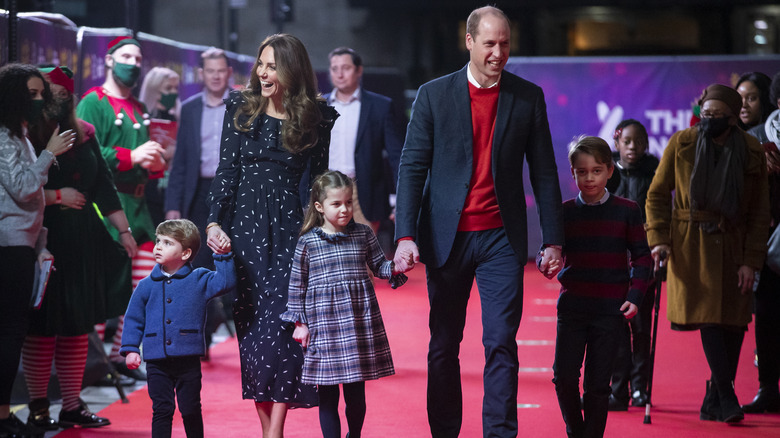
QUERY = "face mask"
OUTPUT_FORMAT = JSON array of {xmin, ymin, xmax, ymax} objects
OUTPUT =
[
  {"xmin": 159, "ymin": 92, "xmax": 178, "ymax": 111},
  {"xmin": 699, "ymin": 116, "xmax": 731, "ymax": 138},
  {"xmin": 27, "ymin": 99, "xmax": 45, "ymax": 122},
  {"xmin": 112, "ymin": 59, "xmax": 141, "ymax": 88}
]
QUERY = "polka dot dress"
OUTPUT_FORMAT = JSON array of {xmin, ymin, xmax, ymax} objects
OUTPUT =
[{"xmin": 208, "ymin": 92, "xmax": 336, "ymax": 407}]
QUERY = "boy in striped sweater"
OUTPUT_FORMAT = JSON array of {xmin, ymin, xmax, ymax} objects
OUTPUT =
[{"xmin": 539, "ymin": 135, "xmax": 653, "ymax": 438}]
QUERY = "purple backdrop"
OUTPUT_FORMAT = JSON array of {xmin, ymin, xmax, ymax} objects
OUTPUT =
[{"xmin": 505, "ymin": 56, "xmax": 780, "ymax": 255}]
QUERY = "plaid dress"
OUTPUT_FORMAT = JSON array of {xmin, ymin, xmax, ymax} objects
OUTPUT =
[{"xmin": 281, "ymin": 223, "xmax": 406, "ymax": 385}]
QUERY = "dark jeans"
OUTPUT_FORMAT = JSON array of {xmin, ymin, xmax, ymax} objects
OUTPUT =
[
  {"xmin": 755, "ymin": 264, "xmax": 780, "ymax": 389},
  {"xmin": 610, "ymin": 282, "xmax": 655, "ymax": 402},
  {"xmin": 146, "ymin": 356, "xmax": 203, "ymax": 438},
  {"xmin": 0, "ymin": 246, "xmax": 35, "ymax": 405},
  {"xmin": 553, "ymin": 310, "xmax": 622, "ymax": 438},
  {"xmin": 425, "ymin": 228, "xmax": 524, "ymax": 438}
]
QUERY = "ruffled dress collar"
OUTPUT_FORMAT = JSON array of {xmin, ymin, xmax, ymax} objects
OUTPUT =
[{"xmin": 313, "ymin": 223, "xmax": 355, "ymax": 243}]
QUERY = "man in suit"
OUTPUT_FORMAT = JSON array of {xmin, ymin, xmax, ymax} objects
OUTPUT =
[
  {"xmin": 165, "ymin": 47, "xmax": 232, "ymax": 270},
  {"xmin": 393, "ymin": 6, "xmax": 564, "ymax": 437},
  {"xmin": 324, "ymin": 47, "xmax": 403, "ymax": 232}
]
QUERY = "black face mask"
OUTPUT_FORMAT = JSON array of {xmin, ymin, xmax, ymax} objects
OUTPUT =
[{"xmin": 699, "ymin": 116, "xmax": 731, "ymax": 138}]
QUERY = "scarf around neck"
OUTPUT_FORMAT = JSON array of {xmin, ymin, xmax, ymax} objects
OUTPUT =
[{"xmin": 689, "ymin": 127, "xmax": 746, "ymax": 233}]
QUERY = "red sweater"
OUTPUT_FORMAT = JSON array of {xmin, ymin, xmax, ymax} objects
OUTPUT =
[{"xmin": 458, "ymin": 82, "xmax": 503, "ymax": 231}]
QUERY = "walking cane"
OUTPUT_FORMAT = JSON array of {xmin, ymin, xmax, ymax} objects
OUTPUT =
[{"xmin": 644, "ymin": 252, "xmax": 667, "ymax": 424}]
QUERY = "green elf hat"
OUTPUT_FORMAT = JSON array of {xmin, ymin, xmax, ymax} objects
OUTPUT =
[
  {"xmin": 39, "ymin": 66, "xmax": 74, "ymax": 94},
  {"xmin": 107, "ymin": 36, "xmax": 141, "ymax": 55}
]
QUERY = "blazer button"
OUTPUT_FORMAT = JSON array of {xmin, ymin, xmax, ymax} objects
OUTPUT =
[
  {"xmin": 166, "ymin": 339, "xmax": 171, "ymax": 345},
  {"xmin": 166, "ymin": 280, "xmax": 172, "ymax": 284},
  {"xmin": 456, "ymin": 209, "xmax": 461, "ymax": 215},
  {"xmin": 167, "ymin": 298, "xmax": 172, "ymax": 303},
  {"xmin": 166, "ymin": 319, "xmax": 171, "ymax": 324}
]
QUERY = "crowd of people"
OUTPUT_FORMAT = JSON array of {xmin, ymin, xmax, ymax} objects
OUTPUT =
[{"xmin": 1, "ymin": 4, "xmax": 779, "ymax": 438}]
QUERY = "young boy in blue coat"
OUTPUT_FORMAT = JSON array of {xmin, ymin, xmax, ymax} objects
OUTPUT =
[{"xmin": 120, "ymin": 219, "xmax": 236, "ymax": 438}]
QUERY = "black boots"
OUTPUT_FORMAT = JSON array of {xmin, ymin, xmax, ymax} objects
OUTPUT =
[
  {"xmin": 700, "ymin": 380, "xmax": 744, "ymax": 423},
  {"xmin": 700, "ymin": 380, "xmax": 721, "ymax": 421},
  {"xmin": 26, "ymin": 398, "xmax": 58, "ymax": 431},
  {"xmin": 742, "ymin": 386, "xmax": 780, "ymax": 413}
]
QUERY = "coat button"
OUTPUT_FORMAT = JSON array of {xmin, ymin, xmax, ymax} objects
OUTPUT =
[
  {"xmin": 167, "ymin": 280, "xmax": 172, "ymax": 284},
  {"xmin": 166, "ymin": 319, "xmax": 171, "ymax": 324},
  {"xmin": 167, "ymin": 298, "xmax": 172, "ymax": 303},
  {"xmin": 166, "ymin": 339, "xmax": 171, "ymax": 345}
]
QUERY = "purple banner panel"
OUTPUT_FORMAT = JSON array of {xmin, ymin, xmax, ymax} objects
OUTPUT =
[
  {"xmin": 505, "ymin": 56, "xmax": 780, "ymax": 256},
  {"xmin": 0, "ymin": 12, "xmax": 7, "ymax": 64},
  {"xmin": 15, "ymin": 15, "xmax": 78, "ymax": 69}
]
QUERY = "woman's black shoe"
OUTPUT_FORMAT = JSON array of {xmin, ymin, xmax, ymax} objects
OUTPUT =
[
  {"xmin": 700, "ymin": 380, "xmax": 721, "ymax": 421},
  {"xmin": 58, "ymin": 400, "xmax": 111, "ymax": 428},
  {"xmin": 718, "ymin": 381, "xmax": 744, "ymax": 423},
  {"xmin": 27, "ymin": 398, "xmax": 58, "ymax": 431},
  {"xmin": 742, "ymin": 387, "xmax": 780, "ymax": 413},
  {"xmin": 0, "ymin": 413, "xmax": 44, "ymax": 438}
]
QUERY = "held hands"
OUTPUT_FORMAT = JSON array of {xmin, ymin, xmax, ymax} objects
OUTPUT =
[
  {"xmin": 165, "ymin": 210, "xmax": 181, "ymax": 220},
  {"xmin": 206, "ymin": 224, "xmax": 231, "ymax": 254},
  {"xmin": 46, "ymin": 126, "xmax": 76, "ymax": 156},
  {"xmin": 737, "ymin": 265, "xmax": 756, "ymax": 295},
  {"xmin": 292, "ymin": 323, "xmax": 310, "ymax": 348},
  {"xmin": 393, "ymin": 240, "xmax": 419, "ymax": 273},
  {"xmin": 620, "ymin": 301, "xmax": 638, "ymax": 319},
  {"xmin": 538, "ymin": 246, "xmax": 562, "ymax": 279},
  {"xmin": 125, "ymin": 352, "xmax": 141, "ymax": 370},
  {"xmin": 131, "ymin": 141, "xmax": 167, "ymax": 172}
]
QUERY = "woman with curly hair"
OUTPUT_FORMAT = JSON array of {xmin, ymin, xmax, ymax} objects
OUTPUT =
[
  {"xmin": 205, "ymin": 34, "xmax": 338, "ymax": 437},
  {"xmin": 0, "ymin": 63, "xmax": 74, "ymax": 437}
]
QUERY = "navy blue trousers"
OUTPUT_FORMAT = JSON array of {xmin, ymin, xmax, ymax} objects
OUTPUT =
[
  {"xmin": 146, "ymin": 356, "xmax": 203, "ymax": 438},
  {"xmin": 425, "ymin": 228, "xmax": 524, "ymax": 438},
  {"xmin": 553, "ymin": 310, "xmax": 622, "ymax": 438}
]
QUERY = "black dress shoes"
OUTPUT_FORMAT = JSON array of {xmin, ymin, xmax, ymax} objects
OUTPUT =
[
  {"xmin": 742, "ymin": 387, "xmax": 780, "ymax": 413},
  {"xmin": 631, "ymin": 390, "xmax": 649, "ymax": 407},
  {"xmin": 58, "ymin": 400, "xmax": 111, "ymax": 429},
  {"xmin": 0, "ymin": 413, "xmax": 44, "ymax": 438},
  {"xmin": 26, "ymin": 398, "xmax": 58, "ymax": 431},
  {"xmin": 607, "ymin": 394, "xmax": 628, "ymax": 411}
]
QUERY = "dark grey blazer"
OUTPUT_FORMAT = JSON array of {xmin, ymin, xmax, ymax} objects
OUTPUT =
[{"xmin": 395, "ymin": 65, "xmax": 564, "ymax": 268}]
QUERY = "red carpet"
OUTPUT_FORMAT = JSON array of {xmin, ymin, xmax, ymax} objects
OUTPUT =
[{"xmin": 56, "ymin": 265, "xmax": 780, "ymax": 437}]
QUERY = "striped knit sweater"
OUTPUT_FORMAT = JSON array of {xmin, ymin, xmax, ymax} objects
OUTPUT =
[{"xmin": 556, "ymin": 194, "xmax": 653, "ymax": 316}]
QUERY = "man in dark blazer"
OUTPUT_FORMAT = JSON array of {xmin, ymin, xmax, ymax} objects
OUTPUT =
[
  {"xmin": 393, "ymin": 6, "xmax": 565, "ymax": 437},
  {"xmin": 165, "ymin": 48, "xmax": 232, "ymax": 270},
  {"xmin": 324, "ymin": 47, "xmax": 403, "ymax": 231}
]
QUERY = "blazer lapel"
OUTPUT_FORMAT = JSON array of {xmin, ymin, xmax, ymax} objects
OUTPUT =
[
  {"xmin": 452, "ymin": 67, "xmax": 474, "ymax": 162},
  {"xmin": 492, "ymin": 76, "xmax": 514, "ymax": 162},
  {"xmin": 355, "ymin": 92, "xmax": 370, "ymax": 154}
]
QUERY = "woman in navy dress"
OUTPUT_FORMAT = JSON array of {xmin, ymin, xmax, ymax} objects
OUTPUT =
[{"xmin": 206, "ymin": 34, "xmax": 336, "ymax": 437}]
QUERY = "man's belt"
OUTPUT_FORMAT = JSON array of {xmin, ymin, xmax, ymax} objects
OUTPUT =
[{"xmin": 115, "ymin": 182, "xmax": 145, "ymax": 197}]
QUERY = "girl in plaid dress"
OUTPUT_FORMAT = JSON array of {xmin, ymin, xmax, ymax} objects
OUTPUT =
[{"xmin": 281, "ymin": 170, "xmax": 408, "ymax": 438}]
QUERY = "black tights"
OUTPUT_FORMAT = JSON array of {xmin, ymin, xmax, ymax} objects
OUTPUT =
[
  {"xmin": 700, "ymin": 326, "xmax": 744, "ymax": 392},
  {"xmin": 318, "ymin": 382, "xmax": 366, "ymax": 438}
]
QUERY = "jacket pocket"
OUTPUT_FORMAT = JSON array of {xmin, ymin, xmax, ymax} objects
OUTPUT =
[
  {"xmin": 145, "ymin": 333, "xmax": 157, "ymax": 337},
  {"xmin": 179, "ymin": 329, "xmax": 199, "ymax": 335}
]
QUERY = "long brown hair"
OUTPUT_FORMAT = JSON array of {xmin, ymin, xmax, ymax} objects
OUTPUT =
[
  {"xmin": 300, "ymin": 170, "xmax": 353, "ymax": 236},
  {"xmin": 234, "ymin": 34, "xmax": 322, "ymax": 154}
]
